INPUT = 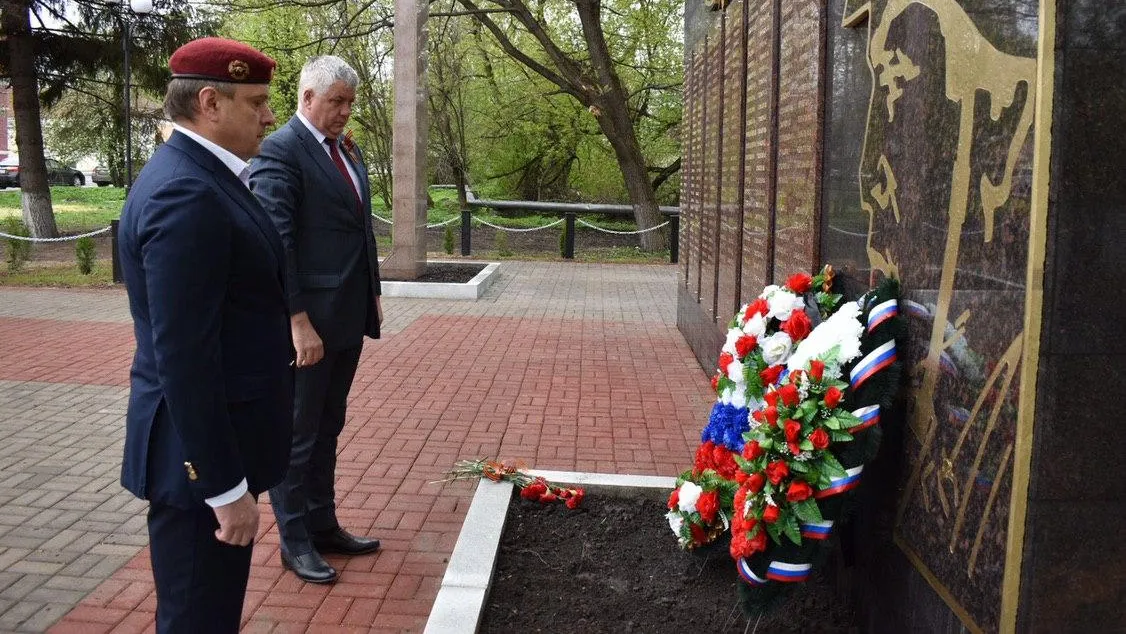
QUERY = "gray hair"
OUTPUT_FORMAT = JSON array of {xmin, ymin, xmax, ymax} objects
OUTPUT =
[
  {"xmin": 164, "ymin": 78, "xmax": 237, "ymax": 122},
  {"xmin": 297, "ymin": 56, "xmax": 359, "ymax": 98}
]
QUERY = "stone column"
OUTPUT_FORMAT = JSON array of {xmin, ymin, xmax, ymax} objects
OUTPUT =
[{"xmin": 383, "ymin": 0, "xmax": 429, "ymax": 279}]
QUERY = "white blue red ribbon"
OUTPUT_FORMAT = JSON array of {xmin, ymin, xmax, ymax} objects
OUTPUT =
[
  {"xmin": 849, "ymin": 405, "xmax": 880, "ymax": 433},
  {"xmin": 866, "ymin": 299, "xmax": 898, "ymax": 332},
  {"xmin": 815, "ymin": 466, "xmax": 864, "ymax": 499},
  {"xmin": 737, "ymin": 558, "xmax": 768, "ymax": 585},
  {"xmin": 850, "ymin": 340, "xmax": 897, "ymax": 390},
  {"xmin": 800, "ymin": 520, "xmax": 834, "ymax": 540},
  {"xmin": 766, "ymin": 561, "xmax": 813, "ymax": 583}
]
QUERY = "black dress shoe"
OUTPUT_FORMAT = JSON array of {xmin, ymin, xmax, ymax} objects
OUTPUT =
[
  {"xmin": 280, "ymin": 550, "xmax": 338, "ymax": 584},
  {"xmin": 312, "ymin": 527, "xmax": 381, "ymax": 556}
]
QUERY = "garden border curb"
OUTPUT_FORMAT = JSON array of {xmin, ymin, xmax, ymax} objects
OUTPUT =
[
  {"xmin": 423, "ymin": 470, "xmax": 676, "ymax": 634},
  {"xmin": 380, "ymin": 261, "xmax": 500, "ymax": 299}
]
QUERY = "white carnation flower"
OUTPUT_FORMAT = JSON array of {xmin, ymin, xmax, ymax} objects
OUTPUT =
[
  {"xmin": 725, "ymin": 358, "xmax": 745, "ymax": 383},
  {"xmin": 667, "ymin": 511, "xmax": 684, "ymax": 536},
  {"xmin": 760, "ymin": 332, "xmax": 793, "ymax": 366},
  {"xmin": 677, "ymin": 481, "xmax": 703, "ymax": 514},
  {"xmin": 722, "ymin": 327, "xmax": 744, "ymax": 356},
  {"xmin": 767, "ymin": 290, "xmax": 803, "ymax": 321},
  {"xmin": 728, "ymin": 386, "xmax": 747, "ymax": 409},
  {"xmin": 742, "ymin": 312, "xmax": 767, "ymax": 338},
  {"xmin": 758, "ymin": 284, "xmax": 780, "ymax": 299},
  {"xmin": 787, "ymin": 301, "xmax": 865, "ymax": 371}
]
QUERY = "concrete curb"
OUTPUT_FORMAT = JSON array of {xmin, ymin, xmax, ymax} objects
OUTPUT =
[
  {"xmin": 380, "ymin": 261, "xmax": 501, "ymax": 300},
  {"xmin": 423, "ymin": 471, "xmax": 676, "ymax": 634}
]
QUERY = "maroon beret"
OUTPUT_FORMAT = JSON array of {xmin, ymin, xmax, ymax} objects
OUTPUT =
[{"xmin": 169, "ymin": 37, "xmax": 276, "ymax": 84}]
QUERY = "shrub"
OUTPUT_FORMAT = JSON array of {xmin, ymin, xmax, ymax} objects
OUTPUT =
[
  {"xmin": 443, "ymin": 224, "xmax": 455, "ymax": 255},
  {"xmin": 76, "ymin": 236, "xmax": 96, "ymax": 274},
  {"xmin": 3, "ymin": 217, "xmax": 31, "ymax": 272},
  {"xmin": 495, "ymin": 230, "xmax": 512, "ymax": 257}
]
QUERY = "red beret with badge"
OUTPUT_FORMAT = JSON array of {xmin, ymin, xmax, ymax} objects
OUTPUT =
[{"xmin": 169, "ymin": 37, "xmax": 276, "ymax": 84}]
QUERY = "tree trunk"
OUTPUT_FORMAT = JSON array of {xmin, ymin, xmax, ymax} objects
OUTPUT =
[{"xmin": 2, "ymin": 0, "xmax": 58, "ymax": 238}]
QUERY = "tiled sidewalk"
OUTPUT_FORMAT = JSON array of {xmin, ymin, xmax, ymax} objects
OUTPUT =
[{"xmin": 0, "ymin": 261, "xmax": 714, "ymax": 633}]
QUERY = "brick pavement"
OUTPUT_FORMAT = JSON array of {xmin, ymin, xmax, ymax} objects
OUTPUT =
[{"xmin": 0, "ymin": 261, "xmax": 714, "ymax": 633}]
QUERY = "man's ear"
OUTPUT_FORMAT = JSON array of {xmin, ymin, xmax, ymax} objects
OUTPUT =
[
  {"xmin": 197, "ymin": 86, "xmax": 222, "ymax": 122},
  {"xmin": 300, "ymin": 88, "xmax": 314, "ymax": 109}
]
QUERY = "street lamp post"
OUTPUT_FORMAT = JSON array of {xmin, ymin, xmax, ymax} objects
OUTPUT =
[{"xmin": 123, "ymin": 0, "xmax": 152, "ymax": 189}]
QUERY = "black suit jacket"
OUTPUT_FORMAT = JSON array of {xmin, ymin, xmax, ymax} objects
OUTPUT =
[
  {"xmin": 118, "ymin": 132, "xmax": 294, "ymax": 509},
  {"xmin": 250, "ymin": 117, "xmax": 382, "ymax": 350}
]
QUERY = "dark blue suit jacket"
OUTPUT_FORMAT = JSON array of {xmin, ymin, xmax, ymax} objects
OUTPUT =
[
  {"xmin": 118, "ymin": 131, "xmax": 294, "ymax": 509},
  {"xmin": 250, "ymin": 117, "xmax": 381, "ymax": 351}
]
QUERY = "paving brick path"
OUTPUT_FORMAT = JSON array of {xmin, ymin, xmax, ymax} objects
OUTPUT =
[{"xmin": 0, "ymin": 261, "xmax": 713, "ymax": 633}]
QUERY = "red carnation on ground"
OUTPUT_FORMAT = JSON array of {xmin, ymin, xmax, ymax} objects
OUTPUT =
[
  {"xmin": 809, "ymin": 359, "xmax": 825, "ymax": 382},
  {"xmin": 538, "ymin": 491, "xmax": 557, "ymax": 503},
  {"xmin": 786, "ymin": 272, "xmax": 812, "ymax": 294},
  {"xmin": 824, "ymin": 386, "xmax": 842, "ymax": 408},
  {"xmin": 762, "ymin": 504, "xmax": 780, "ymax": 523},
  {"xmin": 787, "ymin": 481, "xmax": 813, "ymax": 502},
  {"xmin": 566, "ymin": 488, "xmax": 585, "ymax": 509},
  {"xmin": 521, "ymin": 481, "xmax": 547, "ymax": 500},
  {"xmin": 781, "ymin": 310, "xmax": 812, "ymax": 341},
  {"xmin": 696, "ymin": 490, "xmax": 720, "ymax": 523},
  {"xmin": 735, "ymin": 335, "xmax": 757, "ymax": 359},
  {"xmin": 778, "ymin": 383, "xmax": 800, "ymax": 407},
  {"xmin": 765, "ymin": 460, "xmax": 790, "ymax": 484},
  {"xmin": 810, "ymin": 427, "xmax": 830, "ymax": 450}
]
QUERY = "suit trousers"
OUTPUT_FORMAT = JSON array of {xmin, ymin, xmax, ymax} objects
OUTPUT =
[
  {"xmin": 148, "ymin": 501, "xmax": 253, "ymax": 633},
  {"xmin": 270, "ymin": 345, "xmax": 363, "ymax": 554}
]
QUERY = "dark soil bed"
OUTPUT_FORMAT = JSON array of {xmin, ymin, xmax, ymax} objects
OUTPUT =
[
  {"xmin": 383, "ymin": 262, "xmax": 486, "ymax": 283},
  {"xmin": 479, "ymin": 493, "xmax": 857, "ymax": 634}
]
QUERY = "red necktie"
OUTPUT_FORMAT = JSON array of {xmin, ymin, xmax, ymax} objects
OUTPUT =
[{"xmin": 325, "ymin": 138, "xmax": 361, "ymax": 207}]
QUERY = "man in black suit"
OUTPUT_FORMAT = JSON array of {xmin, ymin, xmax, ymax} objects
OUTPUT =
[
  {"xmin": 118, "ymin": 38, "xmax": 291, "ymax": 631},
  {"xmin": 250, "ymin": 55, "xmax": 382, "ymax": 584}
]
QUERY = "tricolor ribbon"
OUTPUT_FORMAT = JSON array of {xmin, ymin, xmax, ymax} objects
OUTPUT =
[
  {"xmin": 766, "ymin": 561, "xmax": 813, "ymax": 583},
  {"xmin": 815, "ymin": 466, "xmax": 864, "ymax": 499},
  {"xmin": 849, "ymin": 405, "xmax": 880, "ymax": 433},
  {"xmin": 866, "ymin": 299, "xmax": 898, "ymax": 333},
  {"xmin": 737, "ymin": 558, "xmax": 768, "ymax": 585},
  {"xmin": 850, "ymin": 340, "xmax": 897, "ymax": 390},
  {"xmin": 800, "ymin": 520, "xmax": 834, "ymax": 540}
]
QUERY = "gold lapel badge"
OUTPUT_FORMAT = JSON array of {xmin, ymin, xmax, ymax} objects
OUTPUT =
[{"xmin": 184, "ymin": 461, "xmax": 199, "ymax": 481}]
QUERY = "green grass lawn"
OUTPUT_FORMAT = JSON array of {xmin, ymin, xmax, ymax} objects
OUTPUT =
[{"xmin": 0, "ymin": 262, "xmax": 114, "ymax": 287}]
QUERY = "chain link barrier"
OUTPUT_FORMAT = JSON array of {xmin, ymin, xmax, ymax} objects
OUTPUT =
[
  {"xmin": 574, "ymin": 219, "xmax": 669, "ymax": 235},
  {"xmin": 0, "ymin": 225, "xmax": 112, "ymax": 242}
]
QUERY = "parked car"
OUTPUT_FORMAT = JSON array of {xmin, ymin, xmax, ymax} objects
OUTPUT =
[
  {"xmin": 0, "ymin": 156, "xmax": 86, "ymax": 187},
  {"xmin": 91, "ymin": 165, "xmax": 113, "ymax": 187}
]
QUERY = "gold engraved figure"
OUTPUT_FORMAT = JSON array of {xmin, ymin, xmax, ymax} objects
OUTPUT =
[{"xmin": 844, "ymin": 1, "xmax": 1036, "ymax": 631}]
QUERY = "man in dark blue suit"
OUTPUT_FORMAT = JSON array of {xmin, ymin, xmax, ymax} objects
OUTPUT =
[
  {"xmin": 118, "ymin": 38, "xmax": 291, "ymax": 632},
  {"xmin": 250, "ymin": 55, "xmax": 382, "ymax": 584}
]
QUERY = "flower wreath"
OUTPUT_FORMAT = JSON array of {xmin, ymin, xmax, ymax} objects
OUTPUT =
[
  {"xmin": 667, "ymin": 268, "xmax": 842, "ymax": 549},
  {"xmin": 729, "ymin": 277, "xmax": 902, "ymax": 611}
]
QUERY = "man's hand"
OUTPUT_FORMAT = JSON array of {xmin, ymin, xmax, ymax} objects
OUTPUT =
[
  {"xmin": 213, "ymin": 491, "xmax": 259, "ymax": 546},
  {"xmin": 375, "ymin": 296, "xmax": 384, "ymax": 327},
  {"xmin": 291, "ymin": 312, "xmax": 324, "ymax": 367}
]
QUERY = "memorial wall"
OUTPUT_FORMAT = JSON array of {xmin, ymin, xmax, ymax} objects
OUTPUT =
[{"xmin": 678, "ymin": 1, "xmax": 1126, "ymax": 631}]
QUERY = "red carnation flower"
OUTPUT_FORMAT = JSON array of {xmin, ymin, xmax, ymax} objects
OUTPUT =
[
  {"xmin": 696, "ymin": 490, "xmax": 720, "ymax": 523},
  {"xmin": 764, "ymin": 390, "xmax": 779, "ymax": 407},
  {"xmin": 710, "ymin": 374, "xmax": 719, "ymax": 391},
  {"xmin": 668, "ymin": 488, "xmax": 680, "ymax": 510},
  {"xmin": 735, "ymin": 335, "xmax": 757, "ymax": 359},
  {"xmin": 539, "ymin": 492, "xmax": 557, "ymax": 503},
  {"xmin": 520, "ymin": 483, "xmax": 545, "ymax": 500},
  {"xmin": 695, "ymin": 441, "xmax": 715, "ymax": 473},
  {"xmin": 787, "ymin": 481, "xmax": 813, "ymax": 502},
  {"xmin": 742, "ymin": 440, "xmax": 764, "ymax": 461},
  {"xmin": 786, "ymin": 272, "xmax": 812, "ymax": 294},
  {"xmin": 760, "ymin": 365, "xmax": 785, "ymax": 387},
  {"xmin": 747, "ymin": 472, "xmax": 766, "ymax": 493},
  {"xmin": 824, "ymin": 386, "xmax": 842, "ymax": 409},
  {"xmin": 730, "ymin": 531, "xmax": 751, "ymax": 559},
  {"xmin": 735, "ymin": 471, "xmax": 748, "ymax": 484},
  {"xmin": 809, "ymin": 360, "xmax": 825, "ymax": 382},
  {"xmin": 748, "ymin": 528, "xmax": 768, "ymax": 553},
  {"xmin": 778, "ymin": 383, "xmax": 800, "ymax": 407},
  {"xmin": 714, "ymin": 449, "xmax": 738, "ymax": 479},
  {"xmin": 566, "ymin": 489, "xmax": 584, "ymax": 509},
  {"xmin": 810, "ymin": 427, "xmax": 830, "ymax": 450},
  {"xmin": 763, "ymin": 406, "xmax": 779, "ymax": 427},
  {"xmin": 744, "ymin": 298, "xmax": 769, "ymax": 321},
  {"xmin": 765, "ymin": 460, "xmax": 790, "ymax": 485},
  {"xmin": 718, "ymin": 352, "xmax": 734, "ymax": 374},
  {"xmin": 781, "ymin": 310, "xmax": 812, "ymax": 341},
  {"xmin": 763, "ymin": 504, "xmax": 780, "ymax": 523},
  {"xmin": 784, "ymin": 419, "xmax": 801, "ymax": 442}
]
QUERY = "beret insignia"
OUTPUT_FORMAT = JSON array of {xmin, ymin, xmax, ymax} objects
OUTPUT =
[{"xmin": 228, "ymin": 60, "xmax": 250, "ymax": 81}]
